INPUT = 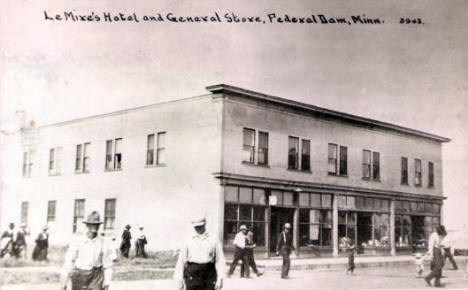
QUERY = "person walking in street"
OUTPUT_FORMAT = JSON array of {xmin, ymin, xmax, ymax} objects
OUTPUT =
[
  {"xmin": 414, "ymin": 253, "xmax": 427, "ymax": 277},
  {"xmin": 227, "ymin": 224, "xmax": 249, "ymax": 278},
  {"xmin": 240, "ymin": 230, "xmax": 263, "ymax": 278},
  {"xmin": 425, "ymin": 225, "xmax": 447, "ymax": 287},
  {"xmin": 440, "ymin": 226, "xmax": 458, "ymax": 270},
  {"xmin": 0, "ymin": 223, "xmax": 16, "ymax": 258},
  {"xmin": 60, "ymin": 211, "xmax": 114, "ymax": 290},
  {"xmin": 276, "ymin": 223, "xmax": 295, "ymax": 279},
  {"xmin": 174, "ymin": 214, "xmax": 225, "ymax": 290},
  {"xmin": 135, "ymin": 226, "xmax": 148, "ymax": 258},
  {"xmin": 32, "ymin": 226, "xmax": 49, "ymax": 261},
  {"xmin": 13, "ymin": 223, "xmax": 29, "ymax": 259},
  {"xmin": 346, "ymin": 241, "xmax": 356, "ymax": 275},
  {"xmin": 120, "ymin": 225, "xmax": 132, "ymax": 258}
]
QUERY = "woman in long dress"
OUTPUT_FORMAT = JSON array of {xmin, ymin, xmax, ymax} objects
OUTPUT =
[{"xmin": 32, "ymin": 227, "xmax": 49, "ymax": 261}]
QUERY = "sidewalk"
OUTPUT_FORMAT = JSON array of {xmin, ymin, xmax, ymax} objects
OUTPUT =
[{"xmin": 2, "ymin": 255, "xmax": 467, "ymax": 285}]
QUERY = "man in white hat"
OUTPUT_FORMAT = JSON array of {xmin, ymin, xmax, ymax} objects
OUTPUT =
[
  {"xmin": 276, "ymin": 223, "xmax": 295, "ymax": 279},
  {"xmin": 174, "ymin": 214, "xmax": 225, "ymax": 290},
  {"xmin": 60, "ymin": 211, "xmax": 114, "ymax": 290},
  {"xmin": 227, "ymin": 224, "xmax": 249, "ymax": 277}
]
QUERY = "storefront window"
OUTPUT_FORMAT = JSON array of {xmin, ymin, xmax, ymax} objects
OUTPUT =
[
  {"xmin": 373, "ymin": 214, "xmax": 390, "ymax": 248},
  {"xmin": 299, "ymin": 209, "xmax": 332, "ymax": 247},
  {"xmin": 395, "ymin": 215, "xmax": 411, "ymax": 247},
  {"xmin": 338, "ymin": 211, "xmax": 356, "ymax": 248},
  {"xmin": 322, "ymin": 194, "xmax": 332, "ymax": 208},
  {"xmin": 224, "ymin": 186, "xmax": 267, "ymax": 247}
]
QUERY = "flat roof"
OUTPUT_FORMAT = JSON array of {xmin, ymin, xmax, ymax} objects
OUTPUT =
[{"xmin": 206, "ymin": 84, "xmax": 451, "ymax": 143}]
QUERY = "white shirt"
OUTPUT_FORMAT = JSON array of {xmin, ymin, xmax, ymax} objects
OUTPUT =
[
  {"xmin": 173, "ymin": 231, "xmax": 225, "ymax": 283},
  {"xmin": 427, "ymin": 232, "xmax": 440, "ymax": 257},
  {"xmin": 233, "ymin": 232, "xmax": 246, "ymax": 249},
  {"xmin": 62, "ymin": 235, "xmax": 114, "ymax": 286}
]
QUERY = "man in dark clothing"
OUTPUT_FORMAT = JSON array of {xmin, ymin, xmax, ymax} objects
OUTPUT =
[
  {"xmin": 276, "ymin": 223, "xmax": 295, "ymax": 279},
  {"xmin": 240, "ymin": 230, "xmax": 263, "ymax": 278},
  {"xmin": 32, "ymin": 226, "xmax": 49, "ymax": 261},
  {"xmin": 13, "ymin": 223, "xmax": 29, "ymax": 259},
  {"xmin": 120, "ymin": 225, "xmax": 132, "ymax": 258},
  {"xmin": 0, "ymin": 223, "xmax": 15, "ymax": 258}
]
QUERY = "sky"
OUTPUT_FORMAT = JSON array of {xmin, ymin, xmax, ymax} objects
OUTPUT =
[{"xmin": 1, "ymin": 0, "xmax": 467, "ymax": 230}]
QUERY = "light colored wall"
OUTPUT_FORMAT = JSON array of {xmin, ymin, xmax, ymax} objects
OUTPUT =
[
  {"xmin": 1, "ymin": 96, "xmax": 224, "ymax": 250},
  {"xmin": 222, "ymin": 97, "xmax": 444, "ymax": 197}
]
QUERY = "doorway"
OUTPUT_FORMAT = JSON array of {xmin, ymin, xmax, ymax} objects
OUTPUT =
[
  {"xmin": 357, "ymin": 213, "xmax": 373, "ymax": 252},
  {"xmin": 411, "ymin": 216, "xmax": 425, "ymax": 249},
  {"xmin": 269, "ymin": 207, "xmax": 295, "ymax": 253}
]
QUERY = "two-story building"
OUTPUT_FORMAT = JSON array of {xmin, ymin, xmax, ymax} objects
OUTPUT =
[{"xmin": 0, "ymin": 84, "xmax": 449, "ymax": 257}]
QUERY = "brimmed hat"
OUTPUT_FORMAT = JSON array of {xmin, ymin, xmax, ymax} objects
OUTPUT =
[
  {"xmin": 42, "ymin": 225, "xmax": 49, "ymax": 230},
  {"xmin": 284, "ymin": 223, "xmax": 291, "ymax": 229},
  {"xmin": 191, "ymin": 213, "xmax": 206, "ymax": 227},
  {"xmin": 239, "ymin": 225, "xmax": 248, "ymax": 231},
  {"xmin": 82, "ymin": 211, "xmax": 103, "ymax": 225},
  {"xmin": 125, "ymin": 224, "xmax": 131, "ymax": 229}
]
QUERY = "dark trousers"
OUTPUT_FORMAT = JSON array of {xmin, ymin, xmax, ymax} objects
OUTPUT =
[
  {"xmin": 240, "ymin": 249, "xmax": 259, "ymax": 277},
  {"xmin": 120, "ymin": 241, "xmax": 130, "ymax": 258},
  {"xmin": 280, "ymin": 247, "xmax": 291, "ymax": 278},
  {"xmin": 184, "ymin": 262, "xmax": 216, "ymax": 290},
  {"xmin": 228, "ymin": 247, "xmax": 248, "ymax": 276},
  {"xmin": 135, "ymin": 240, "xmax": 147, "ymax": 258},
  {"xmin": 70, "ymin": 267, "xmax": 104, "ymax": 290},
  {"xmin": 426, "ymin": 248, "xmax": 444, "ymax": 287},
  {"xmin": 444, "ymin": 247, "xmax": 458, "ymax": 269}
]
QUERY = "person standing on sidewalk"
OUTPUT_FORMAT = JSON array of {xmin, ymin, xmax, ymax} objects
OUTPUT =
[
  {"xmin": 32, "ymin": 226, "xmax": 49, "ymax": 261},
  {"xmin": 276, "ymin": 223, "xmax": 295, "ymax": 279},
  {"xmin": 135, "ymin": 226, "xmax": 148, "ymax": 258},
  {"xmin": 439, "ymin": 226, "xmax": 458, "ymax": 270},
  {"xmin": 60, "ymin": 211, "xmax": 114, "ymax": 290},
  {"xmin": 174, "ymin": 214, "xmax": 225, "ymax": 290},
  {"xmin": 240, "ymin": 230, "xmax": 263, "ymax": 278},
  {"xmin": 425, "ymin": 225, "xmax": 446, "ymax": 287},
  {"xmin": 227, "ymin": 224, "xmax": 249, "ymax": 278},
  {"xmin": 346, "ymin": 241, "xmax": 356, "ymax": 275},
  {"xmin": 119, "ymin": 225, "xmax": 132, "ymax": 258}
]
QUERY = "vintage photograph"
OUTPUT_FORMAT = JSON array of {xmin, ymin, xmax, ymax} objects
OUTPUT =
[{"xmin": 1, "ymin": 1, "xmax": 467, "ymax": 289}]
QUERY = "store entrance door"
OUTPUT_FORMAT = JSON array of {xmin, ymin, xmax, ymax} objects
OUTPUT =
[
  {"xmin": 357, "ymin": 213, "xmax": 373, "ymax": 252},
  {"xmin": 269, "ymin": 207, "xmax": 295, "ymax": 254}
]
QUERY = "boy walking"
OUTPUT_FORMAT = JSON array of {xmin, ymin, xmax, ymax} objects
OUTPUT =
[{"xmin": 347, "ymin": 242, "xmax": 355, "ymax": 275}]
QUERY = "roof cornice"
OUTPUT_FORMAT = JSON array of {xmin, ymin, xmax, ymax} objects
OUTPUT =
[{"xmin": 206, "ymin": 84, "xmax": 450, "ymax": 143}]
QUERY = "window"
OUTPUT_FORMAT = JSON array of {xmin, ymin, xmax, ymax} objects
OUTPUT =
[
  {"xmin": 242, "ymin": 128, "xmax": 269, "ymax": 166},
  {"xmin": 156, "ymin": 132, "xmax": 166, "ymax": 165},
  {"xmin": 104, "ymin": 199, "xmax": 116, "ymax": 230},
  {"xmin": 301, "ymin": 139, "xmax": 311, "ymax": 171},
  {"xmin": 22, "ymin": 151, "xmax": 33, "ymax": 177},
  {"xmin": 414, "ymin": 159, "xmax": 422, "ymax": 186},
  {"xmin": 362, "ymin": 150, "xmax": 380, "ymax": 180},
  {"xmin": 428, "ymin": 162, "xmax": 434, "ymax": 187},
  {"xmin": 47, "ymin": 200, "xmax": 56, "ymax": 223},
  {"xmin": 73, "ymin": 199, "xmax": 85, "ymax": 233},
  {"xmin": 75, "ymin": 143, "xmax": 90, "ymax": 172},
  {"xmin": 146, "ymin": 134, "xmax": 155, "ymax": 165},
  {"xmin": 300, "ymin": 209, "xmax": 332, "ymax": 247},
  {"xmin": 401, "ymin": 157, "xmax": 408, "ymax": 185},
  {"xmin": 224, "ymin": 186, "xmax": 267, "ymax": 247},
  {"xmin": 288, "ymin": 137, "xmax": 299, "ymax": 169},
  {"xmin": 105, "ymin": 138, "xmax": 122, "ymax": 170},
  {"xmin": 258, "ymin": 132, "xmax": 269, "ymax": 165},
  {"xmin": 48, "ymin": 147, "xmax": 62, "ymax": 175},
  {"xmin": 328, "ymin": 144, "xmax": 347, "ymax": 175},
  {"xmin": 242, "ymin": 128, "xmax": 255, "ymax": 163},
  {"xmin": 362, "ymin": 150, "xmax": 371, "ymax": 179},
  {"xmin": 21, "ymin": 201, "xmax": 28, "ymax": 225}
]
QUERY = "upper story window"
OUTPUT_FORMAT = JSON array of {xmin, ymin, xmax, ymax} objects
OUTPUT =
[
  {"xmin": 147, "ymin": 132, "xmax": 166, "ymax": 166},
  {"xmin": 21, "ymin": 201, "xmax": 29, "ymax": 226},
  {"xmin": 104, "ymin": 198, "xmax": 116, "ymax": 230},
  {"xmin": 401, "ymin": 157, "xmax": 408, "ymax": 185},
  {"xmin": 22, "ymin": 151, "xmax": 34, "ymax": 177},
  {"xmin": 75, "ymin": 143, "xmax": 91, "ymax": 173},
  {"xmin": 73, "ymin": 199, "xmax": 85, "ymax": 233},
  {"xmin": 328, "ymin": 144, "xmax": 347, "ymax": 176},
  {"xmin": 428, "ymin": 162, "xmax": 434, "ymax": 188},
  {"xmin": 414, "ymin": 159, "xmax": 422, "ymax": 186},
  {"xmin": 47, "ymin": 200, "xmax": 56, "ymax": 223},
  {"xmin": 48, "ymin": 147, "xmax": 62, "ymax": 176},
  {"xmin": 242, "ymin": 128, "xmax": 269, "ymax": 166},
  {"xmin": 288, "ymin": 136, "xmax": 311, "ymax": 171},
  {"xmin": 362, "ymin": 150, "xmax": 380, "ymax": 180},
  {"xmin": 105, "ymin": 138, "xmax": 122, "ymax": 170}
]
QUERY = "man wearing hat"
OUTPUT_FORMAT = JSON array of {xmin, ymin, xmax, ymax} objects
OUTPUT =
[
  {"xmin": 276, "ymin": 223, "xmax": 295, "ymax": 279},
  {"xmin": 174, "ymin": 214, "xmax": 225, "ymax": 290},
  {"xmin": 32, "ymin": 226, "xmax": 49, "ymax": 261},
  {"xmin": 60, "ymin": 211, "xmax": 114, "ymax": 290},
  {"xmin": 135, "ymin": 226, "xmax": 148, "ymax": 258},
  {"xmin": 119, "ymin": 224, "xmax": 132, "ymax": 258},
  {"xmin": 13, "ymin": 223, "xmax": 29, "ymax": 259},
  {"xmin": 227, "ymin": 224, "xmax": 249, "ymax": 278}
]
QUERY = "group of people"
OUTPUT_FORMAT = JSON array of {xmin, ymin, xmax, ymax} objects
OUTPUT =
[
  {"xmin": 0, "ymin": 222, "xmax": 49, "ymax": 262},
  {"xmin": 119, "ymin": 224, "xmax": 148, "ymax": 258},
  {"xmin": 227, "ymin": 224, "xmax": 263, "ymax": 278}
]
